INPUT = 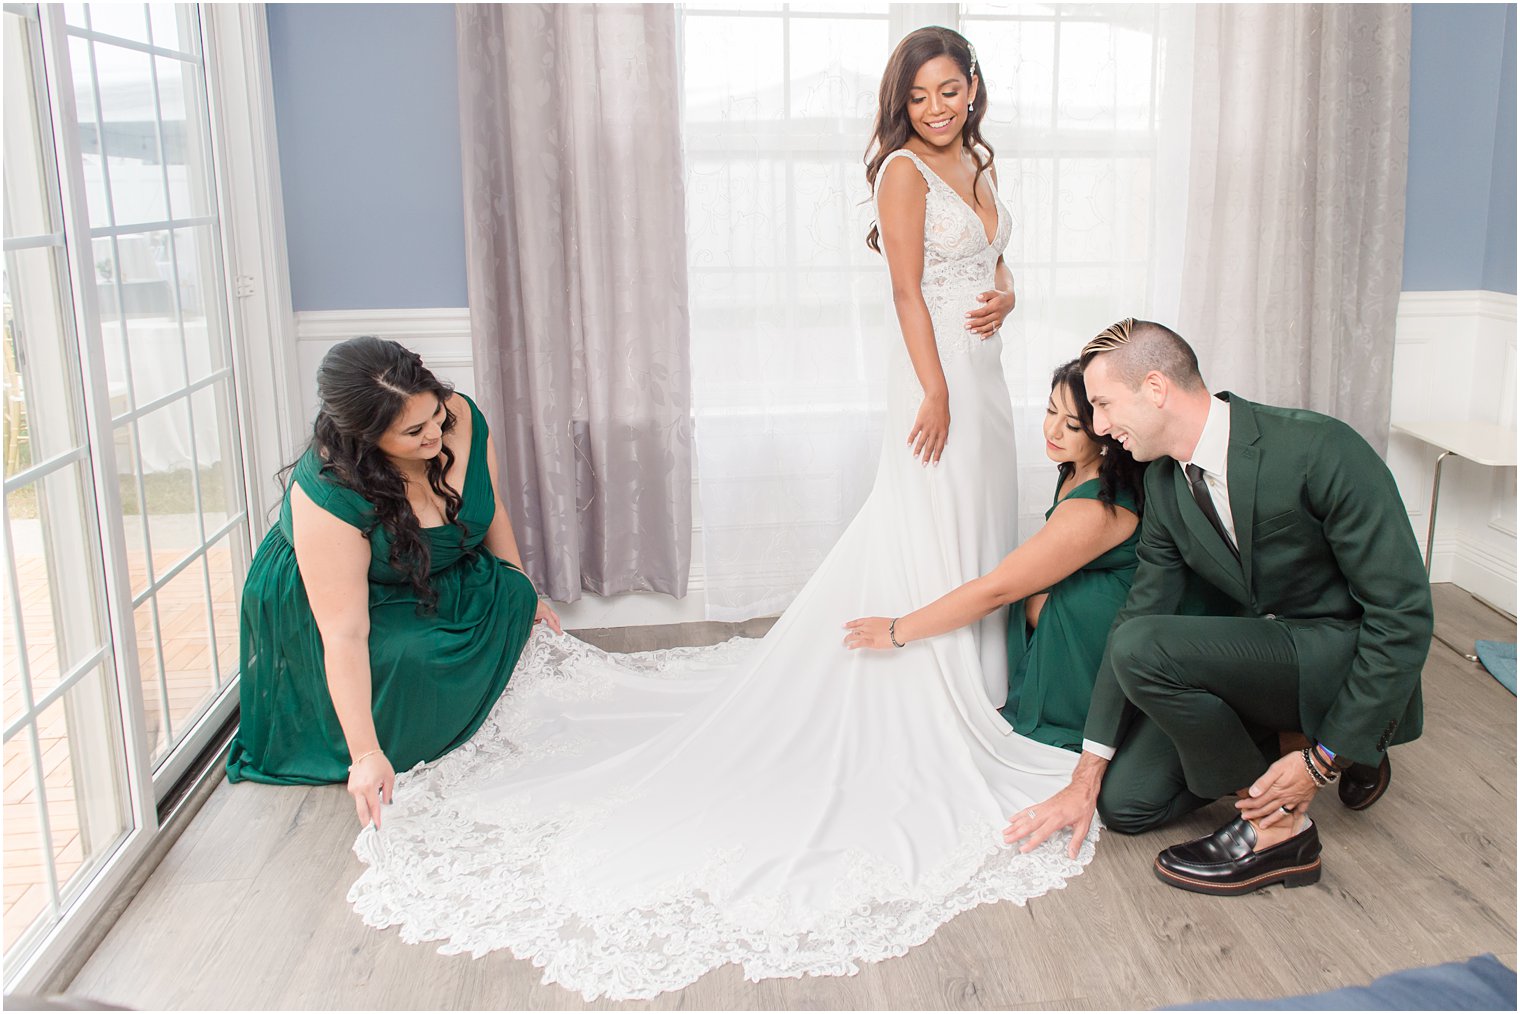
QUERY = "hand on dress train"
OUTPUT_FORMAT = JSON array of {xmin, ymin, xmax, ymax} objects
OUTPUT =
[
  {"xmin": 348, "ymin": 750, "xmax": 395, "ymax": 829},
  {"xmin": 534, "ymin": 599, "xmax": 563, "ymax": 635},
  {"xmin": 964, "ymin": 287, "xmax": 1015, "ymax": 338},
  {"xmin": 909, "ymin": 392, "xmax": 950, "ymax": 465},
  {"xmin": 1003, "ymin": 752, "xmax": 1106, "ymax": 859},
  {"xmin": 841, "ymin": 616, "xmax": 895, "ymax": 650}
]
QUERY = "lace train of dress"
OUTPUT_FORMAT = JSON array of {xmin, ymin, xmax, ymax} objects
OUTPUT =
[{"xmin": 347, "ymin": 150, "xmax": 1098, "ymax": 1000}]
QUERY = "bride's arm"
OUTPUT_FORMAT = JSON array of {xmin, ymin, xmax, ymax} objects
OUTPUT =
[
  {"xmin": 843, "ymin": 498, "xmax": 1138, "ymax": 649},
  {"xmin": 877, "ymin": 157, "xmax": 950, "ymax": 465}
]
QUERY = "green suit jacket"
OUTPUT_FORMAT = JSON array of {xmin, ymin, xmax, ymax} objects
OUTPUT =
[{"xmin": 1083, "ymin": 394, "xmax": 1433, "ymax": 767}]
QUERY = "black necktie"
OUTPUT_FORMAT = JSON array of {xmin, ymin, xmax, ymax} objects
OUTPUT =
[{"xmin": 1184, "ymin": 463, "xmax": 1240, "ymax": 561}]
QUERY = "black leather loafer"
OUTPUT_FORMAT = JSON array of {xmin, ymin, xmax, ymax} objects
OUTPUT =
[
  {"xmin": 1154, "ymin": 816, "xmax": 1321, "ymax": 896},
  {"xmin": 1338, "ymin": 754, "xmax": 1392, "ymax": 810}
]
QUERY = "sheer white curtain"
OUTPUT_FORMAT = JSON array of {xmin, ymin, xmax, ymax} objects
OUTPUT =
[{"xmin": 683, "ymin": 4, "xmax": 1194, "ymax": 619}]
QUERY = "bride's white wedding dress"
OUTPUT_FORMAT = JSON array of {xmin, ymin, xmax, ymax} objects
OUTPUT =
[{"xmin": 348, "ymin": 149, "xmax": 1096, "ymax": 1000}]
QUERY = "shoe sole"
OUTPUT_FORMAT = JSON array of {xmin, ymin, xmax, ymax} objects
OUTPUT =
[
  {"xmin": 1152, "ymin": 857, "xmax": 1322, "ymax": 896},
  {"xmin": 1342, "ymin": 764, "xmax": 1391, "ymax": 811}
]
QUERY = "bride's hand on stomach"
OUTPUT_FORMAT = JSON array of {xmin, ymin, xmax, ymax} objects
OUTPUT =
[
  {"xmin": 841, "ymin": 617, "xmax": 894, "ymax": 650},
  {"xmin": 965, "ymin": 287, "xmax": 1014, "ymax": 338},
  {"xmin": 909, "ymin": 391, "xmax": 949, "ymax": 465}
]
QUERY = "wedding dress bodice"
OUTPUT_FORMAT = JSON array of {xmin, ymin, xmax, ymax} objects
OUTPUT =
[{"xmin": 877, "ymin": 148, "xmax": 1011, "ymax": 359}]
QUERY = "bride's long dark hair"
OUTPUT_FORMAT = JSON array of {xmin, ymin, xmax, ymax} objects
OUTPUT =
[
  {"xmin": 864, "ymin": 26, "xmax": 993, "ymax": 253},
  {"xmin": 1051, "ymin": 359, "xmax": 1146, "ymax": 514},
  {"xmin": 284, "ymin": 336, "xmax": 464, "ymax": 611}
]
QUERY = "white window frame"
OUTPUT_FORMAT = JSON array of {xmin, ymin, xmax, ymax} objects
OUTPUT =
[{"xmin": 6, "ymin": 3, "xmax": 297, "ymax": 993}]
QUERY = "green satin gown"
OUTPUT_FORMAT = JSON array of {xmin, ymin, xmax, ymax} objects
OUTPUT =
[
  {"xmin": 1001, "ymin": 475, "xmax": 1140, "ymax": 752},
  {"xmin": 226, "ymin": 394, "xmax": 537, "ymax": 785}
]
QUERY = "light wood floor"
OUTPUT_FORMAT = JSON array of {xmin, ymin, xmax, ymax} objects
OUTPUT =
[{"xmin": 64, "ymin": 584, "xmax": 1516, "ymax": 1010}]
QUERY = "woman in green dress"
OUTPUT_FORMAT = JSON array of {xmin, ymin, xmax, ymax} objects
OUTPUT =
[
  {"xmin": 226, "ymin": 336, "xmax": 559, "ymax": 828},
  {"xmin": 843, "ymin": 359, "xmax": 1145, "ymax": 752}
]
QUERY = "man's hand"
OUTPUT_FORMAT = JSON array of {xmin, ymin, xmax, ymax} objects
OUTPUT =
[
  {"xmin": 1236, "ymin": 750, "xmax": 1320, "ymax": 828},
  {"xmin": 1003, "ymin": 751, "xmax": 1107, "ymax": 859}
]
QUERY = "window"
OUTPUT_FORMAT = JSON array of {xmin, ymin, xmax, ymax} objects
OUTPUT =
[{"xmin": 3, "ymin": 2, "xmax": 275, "ymax": 986}]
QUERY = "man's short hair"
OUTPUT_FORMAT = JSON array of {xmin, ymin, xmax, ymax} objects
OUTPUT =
[{"xmin": 1079, "ymin": 318, "xmax": 1205, "ymax": 391}]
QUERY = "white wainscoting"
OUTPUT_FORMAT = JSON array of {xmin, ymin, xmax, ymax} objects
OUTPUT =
[
  {"xmin": 292, "ymin": 308, "xmax": 712, "ymax": 628},
  {"xmin": 1387, "ymin": 290, "xmax": 1517, "ymax": 616},
  {"xmin": 297, "ymin": 297, "xmax": 1520, "ymax": 625}
]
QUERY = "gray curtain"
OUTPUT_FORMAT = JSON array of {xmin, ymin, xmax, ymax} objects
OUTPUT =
[
  {"xmin": 457, "ymin": 3, "xmax": 692, "ymax": 601},
  {"xmin": 1179, "ymin": 4, "xmax": 1411, "ymax": 453}
]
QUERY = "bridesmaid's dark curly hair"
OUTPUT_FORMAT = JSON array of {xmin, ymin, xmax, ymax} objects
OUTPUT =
[
  {"xmin": 284, "ymin": 336, "xmax": 464, "ymax": 611},
  {"xmin": 864, "ymin": 26, "xmax": 993, "ymax": 253},
  {"xmin": 1051, "ymin": 359, "xmax": 1146, "ymax": 515}
]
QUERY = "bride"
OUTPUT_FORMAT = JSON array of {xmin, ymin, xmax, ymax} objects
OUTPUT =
[{"xmin": 348, "ymin": 27, "xmax": 1096, "ymax": 1000}]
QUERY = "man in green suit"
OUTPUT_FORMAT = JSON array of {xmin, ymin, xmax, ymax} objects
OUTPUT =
[{"xmin": 1004, "ymin": 318, "xmax": 1432, "ymax": 896}]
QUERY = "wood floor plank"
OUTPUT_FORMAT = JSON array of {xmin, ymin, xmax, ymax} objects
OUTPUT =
[{"xmin": 63, "ymin": 585, "xmax": 1517, "ymax": 1010}]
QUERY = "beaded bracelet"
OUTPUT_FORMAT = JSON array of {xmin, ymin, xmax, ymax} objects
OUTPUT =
[
  {"xmin": 348, "ymin": 748, "xmax": 383, "ymax": 772},
  {"xmin": 1301, "ymin": 746, "xmax": 1337, "ymax": 786}
]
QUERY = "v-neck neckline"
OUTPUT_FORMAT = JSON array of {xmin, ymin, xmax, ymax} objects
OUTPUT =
[{"xmin": 906, "ymin": 150, "xmax": 1001, "ymax": 248}]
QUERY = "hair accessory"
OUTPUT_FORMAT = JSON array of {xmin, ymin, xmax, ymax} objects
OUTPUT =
[{"xmin": 967, "ymin": 41, "xmax": 979, "ymax": 78}]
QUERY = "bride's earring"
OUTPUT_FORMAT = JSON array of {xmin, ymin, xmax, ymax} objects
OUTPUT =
[
  {"xmin": 1100, "ymin": 446, "xmax": 1109, "ymax": 457},
  {"xmin": 969, "ymin": 102, "xmax": 975, "ymax": 114}
]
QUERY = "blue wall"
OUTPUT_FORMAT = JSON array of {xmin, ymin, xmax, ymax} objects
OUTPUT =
[
  {"xmin": 265, "ymin": 3, "xmax": 1517, "ymax": 308},
  {"xmin": 266, "ymin": 3, "xmax": 467, "ymax": 311},
  {"xmin": 1403, "ymin": 3, "xmax": 1517, "ymax": 294}
]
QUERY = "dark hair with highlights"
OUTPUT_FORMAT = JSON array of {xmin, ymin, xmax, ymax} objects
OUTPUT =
[
  {"xmin": 284, "ymin": 336, "xmax": 464, "ymax": 612},
  {"xmin": 1051, "ymin": 359, "xmax": 1146, "ymax": 515},
  {"xmin": 864, "ymin": 26, "xmax": 992, "ymax": 252}
]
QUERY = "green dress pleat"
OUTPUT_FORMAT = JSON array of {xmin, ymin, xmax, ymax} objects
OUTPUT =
[
  {"xmin": 226, "ymin": 393, "xmax": 537, "ymax": 785},
  {"xmin": 1001, "ymin": 475, "xmax": 1140, "ymax": 752}
]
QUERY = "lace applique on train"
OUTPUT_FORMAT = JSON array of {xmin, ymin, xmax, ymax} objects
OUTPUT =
[
  {"xmin": 349, "ymin": 630, "xmax": 1097, "ymax": 1002},
  {"xmin": 876, "ymin": 149, "xmax": 1012, "ymax": 359}
]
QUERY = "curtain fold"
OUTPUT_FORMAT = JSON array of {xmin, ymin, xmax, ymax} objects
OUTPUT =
[
  {"xmin": 1178, "ymin": 3, "xmax": 1412, "ymax": 452},
  {"xmin": 457, "ymin": 3, "xmax": 692, "ymax": 602}
]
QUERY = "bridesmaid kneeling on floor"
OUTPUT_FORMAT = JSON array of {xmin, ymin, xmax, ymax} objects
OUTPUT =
[
  {"xmin": 226, "ymin": 336, "xmax": 560, "ymax": 826},
  {"xmin": 846, "ymin": 358, "xmax": 1145, "ymax": 752}
]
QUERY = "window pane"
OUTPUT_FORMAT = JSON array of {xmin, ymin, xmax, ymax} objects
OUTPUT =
[
  {"xmin": 83, "ymin": 3, "xmax": 150, "ymax": 46},
  {"xmin": 682, "ymin": 16, "xmax": 786, "ymax": 123},
  {"xmin": 36, "ymin": 667, "xmax": 131, "ymax": 903},
  {"xmin": 88, "ymin": 40, "xmax": 169, "ymax": 227},
  {"xmin": 3, "ymin": 12, "xmax": 56, "ymax": 241},
  {"xmin": 133, "ymin": 598, "xmax": 168, "ymax": 761},
  {"xmin": 786, "ymin": 16, "xmax": 885, "ymax": 120},
  {"xmin": 156, "ymin": 558, "xmax": 217, "ymax": 737},
  {"xmin": 68, "ymin": 36, "xmax": 113, "ymax": 231},
  {"xmin": 137, "ymin": 395, "xmax": 198, "ymax": 573},
  {"xmin": 6, "ymin": 463, "xmax": 108, "ymax": 697},
  {"xmin": 110, "ymin": 230, "xmax": 189, "ymax": 407},
  {"xmin": 115, "ymin": 418, "xmax": 153, "ymax": 596},
  {"xmin": 173, "ymin": 224, "xmax": 229, "ymax": 381},
  {"xmin": 5, "ymin": 248, "xmax": 87, "ymax": 466},
  {"xmin": 157, "ymin": 58, "xmax": 216, "ymax": 222},
  {"xmin": 190, "ymin": 381, "xmax": 239, "ymax": 521},
  {"xmin": 2, "ymin": 730, "xmax": 51, "ymax": 953},
  {"xmin": 204, "ymin": 531, "xmax": 244, "ymax": 686},
  {"xmin": 147, "ymin": 4, "xmax": 196, "ymax": 56}
]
